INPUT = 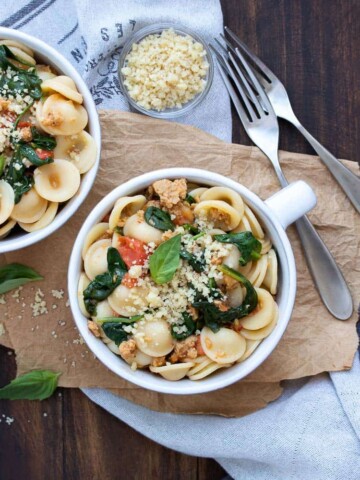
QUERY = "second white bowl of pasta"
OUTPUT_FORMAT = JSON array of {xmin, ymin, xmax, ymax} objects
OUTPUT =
[{"xmin": 68, "ymin": 168, "xmax": 316, "ymax": 394}]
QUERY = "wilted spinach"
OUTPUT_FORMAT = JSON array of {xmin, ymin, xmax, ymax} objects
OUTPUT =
[
  {"xmin": 214, "ymin": 231, "xmax": 262, "ymax": 266},
  {"xmin": 83, "ymin": 247, "xmax": 128, "ymax": 316},
  {"xmin": 180, "ymin": 249, "xmax": 206, "ymax": 273},
  {"xmin": 185, "ymin": 194, "xmax": 196, "ymax": 205},
  {"xmin": 171, "ymin": 312, "xmax": 196, "ymax": 340},
  {"xmin": 145, "ymin": 206, "xmax": 175, "ymax": 231},
  {"xmin": 101, "ymin": 315, "xmax": 142, "ymax": 345}
]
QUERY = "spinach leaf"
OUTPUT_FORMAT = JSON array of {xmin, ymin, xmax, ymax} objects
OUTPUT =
[
  {"xmin": 0, "ymin": 154, "xmax": 5, "ymax": 176},
  {"xmin": 83, "ymin": 247, "xmax": 128, "ymax": 316},
  {"xmin": 180, "ymin": 249, "xmax": 206, "ymax": 273},
  {"xmin": 183, "ymin": 223, "xmax": 200, "ymax": 235},
  {"xmin": 0, "ymin": 263, "xmax": 43, "ymax": 294},
  {"xmin": 149, "ymin": 234, "xmax": 181, "ymax": 284},
  {"xmin": 192, "ymin": 265, "xmax": 258, "ymax": 332},
  {"xmin": 102, "ymin": 322, "xmax": 129, "ymax": 346},
  {"xmin": 0, "ymin": 370, "xmax": 61, "ymax": 401},
  {"xmin": 96, "ymin": 315, "xmax": 142, "ymax": 325},
  {"xmin": 4, "ymin": 148, "xmax": 33, "ymax": 203},
  {"xmin": 185, "ymin": 194, "xmax": 196, "ymax": 205},
  {"xmin": 171, "ymin": 312, "xmax": 196, "ymax": 340},
  {"xmin": 214, "ymin": 231, "xmax": 262, "ymax": 266},
  {"xmin": 14, "ymin": 101, "xmax": 34, "ymax": 128},
  {"xmin": 19, "ymin": 144, "xmax": 54, "ymax": 166},
  {"xmin": 145, "ymin": 206, "xmax": 175, "ymax": 231},
  {"xmin": 29, "ymin": 128, "xmax": 57, "ymax": 151},
  {"xmin": 0, "ymin": 45, "xmax": 42, "ymax": 100}
]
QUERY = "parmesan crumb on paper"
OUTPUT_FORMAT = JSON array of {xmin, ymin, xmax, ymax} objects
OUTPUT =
[
  {"xmin": 30, "ymin": 289, "xmax": 48, "ymax": 317},
  {"xmin": 51, "ymin": 289, "xmax": 64, "ymax": 299}
]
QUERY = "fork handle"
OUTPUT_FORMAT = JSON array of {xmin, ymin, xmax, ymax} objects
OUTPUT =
[
  {"xmin": 275, "ymin": 169, "xmax": 353, "ymax": 320},
  {"xmin": 291, "ymin": 121, "xmax": 360, "ymax": 214}
]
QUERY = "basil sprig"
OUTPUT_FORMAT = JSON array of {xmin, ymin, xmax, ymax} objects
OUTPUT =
[
  {"xmin": 149, "ymin": 234, "xmax": 181, "ymax": 284},
  {"xmin": 145, "ymin": 206, "xmax": 175, "ymax": 232},
  {"xmin": 0, "ymin": 370, "xmax": 61, "ymax": 401},
  {"xmin": 0, "ymin": 263, "xmax": 43, "ymax": 294},
  {"xmin": 214, "ymin": 231, "xmax": 262, "ymax": 266},
  {"xmin": 83, "ymin": 247, "xmax": 128, "ymax": 316}
]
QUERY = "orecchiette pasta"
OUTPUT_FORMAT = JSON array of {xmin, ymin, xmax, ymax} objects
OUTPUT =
[
  {"xmin": 0, "ymin": 39, "xmax": 97, "ymax": 239},
  {"xmin": 82, "ymin": 178, "xmax": 279, "ymax": 382}
]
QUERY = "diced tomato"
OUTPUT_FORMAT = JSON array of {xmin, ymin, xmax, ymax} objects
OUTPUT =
[
  {"xmin": 17, "ymin": 121, "xmax": 31, "ymax": 128},
  {"xmin": 35, "ymin": 148, "xmax": 54, "ymax": 160},
  {"xmin": 196, "ymin": 336, "xmax": 205, "ymax": 356},
  {"xmin": 121, "ymin": 272, "xmax": 138, "ymax": 288},
  {"xmin": 117, "ymin": 236, "xmax": 149, "ymax": 268}
]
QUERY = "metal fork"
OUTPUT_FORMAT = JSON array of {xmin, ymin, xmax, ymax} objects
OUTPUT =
[
  {"xmin": 224, "ymin": 27, "xmax": 360, "ymax": 215},
  {"xmin": 210, "ymin": 41, "xmax": 353, "ymax": 320}
]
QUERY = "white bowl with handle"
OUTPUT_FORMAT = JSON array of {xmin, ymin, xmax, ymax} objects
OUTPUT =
[
  {"xmin": 0, "ymin": 27, "xmax": 101, "ymax": 253},
  {"xmin": 68, "ymin": 168, "xmax": 316, "ymax": 395}
]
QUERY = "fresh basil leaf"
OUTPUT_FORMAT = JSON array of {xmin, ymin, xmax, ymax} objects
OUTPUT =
[
  {"xmin": 149, "ymin": 234, "xmax": 181, "ymax": 284},
  {"xmin": 180, "ymin": 249, "xmax": 206, "ymax": 273},
  {"xmin": 145, "ymin": 206, "xmax": 175, "ymax": 232},
  {"xmin": 96, "ymin": 315, "xmax": 143, "ymax": 325},
  {"xmin": 0, "ymin": 370, "xmax": 61, "ymax": 400},
  {"xmin": 0, "ymin": 154, "xmax": 5, "ymax": 176},
  {"xmin": 102, "ymin": 322, "xmax": 129, "ymax": 346},
  {"xmin": 185, "ymin": 194, "xmax": 196, "ymax": 205},
  {"xmin": 83, "ymin": 248, "xmax": 128, "ymax": 316},
  {"xmin": 214, "ymin": 232, "xmax": 262, "ymax": 266},
  {"xmin": 19, "ymin": 144, "xmax": 54, "ymax": 166},
  {"xmin": 0, "ymin": 263, "xmax": 43, "ymax": 294},
  {"xmin": 171, "ymin": 312, "xmax": 196, "ymax": 340}
]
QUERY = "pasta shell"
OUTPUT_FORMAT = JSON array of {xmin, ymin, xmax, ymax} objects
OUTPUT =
[
  {"xmin": 35, "ymin": 65, "xmax": 57, "ymax": 82},
  {"xmin": 134, "ymin": 320, "xmax": 174, "ymax": 357},
  {"xmin": 244, "ymin": 205, "xmax": 264, "ymax": 239},
  {"xmin": 18, "ymin": 202, "xmax": 58, "ymax": 232},
  {"xmin": 84, "ymin": 239, "xmax": 111, "ymax": 280},
  {"xmin": 227, "ymin": 284, "xmax": 245, "ymax": 308},
  {"xmin": 92, "ymin": 300, "xmax": 114, "ymax": 320},
  {"xmin": 240, "ymin": 304, "xmax": 278, "ymax": 340},
  {"xmin": 108, "ymin": 284, "xmax": 150, "ymax": 317},
  {"xmin": 0, "ymin": 40, "xmax": 34, "ymax": 57},
  {"xmin": 132, "ymin": 350, "xmax": 152, "ymax": 368},
  {"xmin": 253, "ymin": 254, "xmax": 268, "ymax": 288},
  {"xmin": 187, "ymin": 356, "xmax": 231, "ymax": 380},
  {"xmin": 53, "ymin": 131, "xmax": 97, "ymax": 173},
  {"xmin": 77, "ymin": 273, "xmax": 91, "ymax": 317},
  {"xmin": 82, "ymin": 223, "xmax": 110, "ymax": 261},
  {"xmin": 0, "ymin": 180, "xmax": 15, "ymax": 224},
  {"xmin": 200, "ymin": 186, "xmax": 244, "ymax": 219},
  {"xmin": 123, "ymin": 214, "xmax": 163, "ymax": 245},
  {"xmin": 236, "ymin": 339, "xmax": 261, "ymax": 362},
  {"xmin": 11, "ymin": 187, "xmax": 48, "ymax": 223},
  {"xmin": 200, "ymin": 327, "xmax": 246, "ymax": 364},
  {"xmin": 0, "ymin": 219, "xmax": 16, "ymax": 239},
  {"xmin": 38, "ymin": 94, "xmax": 88, "ymax": 135},
  {"xmin": 240, "ymin": 288, "xmax": 276, "ymax": 330},
  {"xmin": 262, "ymin": 249, "xmax": 278, "ymax": 295},
  {"xmin": 109, "ymin": 195, "xmax": 146, "ymax": 231},
  {"xmin": 194, "ymin": 200, "xmax": 241, "ymax": 230},
  {"xmin": 260, "ymin": 236, "xmax": 272, "ymax": 254},
  {"xmin": 222, "ymin": 244, "xmax": 241, "ymax": 270},
  {"xmin": 34, "ymin": 159, "xmax": 81, "ymax": 202},
  {"xmin": 149, "ymin": 362, "xmax": 195, "ymax": 381},
  {"xmin": 41, "ymin": 76, "xmax": 83, "ymax": 104},
  {"xmin": 232, "ymin": 215, "xmax": 252, "ymax": 233},
  {"xmin": 188, "ymin": 187, "xmax": 208, "ymax": 202},
  {"xmin": 7, "ymin": 46, "xmax": 36, "ymax": 65}
]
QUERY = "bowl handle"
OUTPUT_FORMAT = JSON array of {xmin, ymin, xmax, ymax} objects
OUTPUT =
[{"xmin": 264, "ymin": 181, "xmax": 317, "ymax": 230}]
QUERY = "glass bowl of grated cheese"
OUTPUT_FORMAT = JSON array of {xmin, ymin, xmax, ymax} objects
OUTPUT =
[{"xmin": 118, "ymin": 24, "xmax": 214, "ymax": 119}]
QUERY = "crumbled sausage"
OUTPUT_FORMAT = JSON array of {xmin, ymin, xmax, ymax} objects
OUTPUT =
[
  {"xmin": 151, "ymin": 356, "xmax": 166, "ymax": 367},
  {"xmin": 152, "ymin": 178, "xmax": 187, "ymax": 209},
  {"xmin": 119, "ymin": 339, "xmax": 137, "ymax": 362},
  {"xmin": 169, "ymin": 335, "xmax": 198, "ymax": 363},
  {"xmin": 171, "ymin": 202, "xmax": 194, "ymax": 225},
  {"xmin": 87, "ymin": 320, "xmax": 101, "ymax": 338},
  {"xmin": 19, "ymin": 126, "xmax": 32, "ymax": 142},
  {"xmin": 0, "ymin": 98, "xmax": 10, "ymax": 111}
]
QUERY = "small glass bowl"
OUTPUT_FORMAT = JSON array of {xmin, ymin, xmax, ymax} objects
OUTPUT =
[{"xmin": 118, "ymin": 23, "xmax": 214, "ymax": 119}]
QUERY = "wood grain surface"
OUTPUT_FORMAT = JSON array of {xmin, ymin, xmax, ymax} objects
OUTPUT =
[{"xmin": 1, "ymin": 1, "xmax": 359, "ymax": 479}]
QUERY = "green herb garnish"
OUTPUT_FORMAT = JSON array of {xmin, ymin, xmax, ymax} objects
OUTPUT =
[
  {"xmin": 214, "ymin": 232, "xmax": 262, "ymax": 266},
  {"xmin": 0, "ymin": 263, "xmax": 43, "ymax": 294},
  {"xmin": 171, "ymin": 312, "xmax": 196, "ymax": 340},
  {"xmin": 145, "ymin": 206, "xmax": 175, "ymax": 232},
  {"xmin": 83, "ymin": 247, "xmax": 128, "ymax": 316},
  {"xmin": 149, "ymin": 234, "xmax": 181, "ymax": 284},
  {"xmin": 0, "ymin": 370, "xmax": 61, "ymax": 401}
]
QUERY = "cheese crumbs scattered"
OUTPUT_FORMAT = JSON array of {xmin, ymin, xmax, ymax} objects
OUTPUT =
[{"xmin": 121, "ymin": 28, "xmax": 209, "ymax": 111}]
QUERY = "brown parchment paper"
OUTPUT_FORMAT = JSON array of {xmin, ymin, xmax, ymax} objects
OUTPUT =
[{"xmin": 0, "ymin": 110, "xmax": 359, "ymax": 417}]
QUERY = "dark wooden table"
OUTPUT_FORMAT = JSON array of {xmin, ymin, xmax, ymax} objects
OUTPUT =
[{"xmin": 1, "ymin": 1, "xmax": 359, "ymax": 479}]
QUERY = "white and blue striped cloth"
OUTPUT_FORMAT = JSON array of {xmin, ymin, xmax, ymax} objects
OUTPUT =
[{"xmin": 2, "ymin": 2, "xmax": 359, "ymax": 478}]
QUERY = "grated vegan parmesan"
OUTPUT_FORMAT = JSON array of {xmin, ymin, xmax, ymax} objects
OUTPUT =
[{"xmin": 121, "ymin": 28, "xmax": 209, "ymax": 111}]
